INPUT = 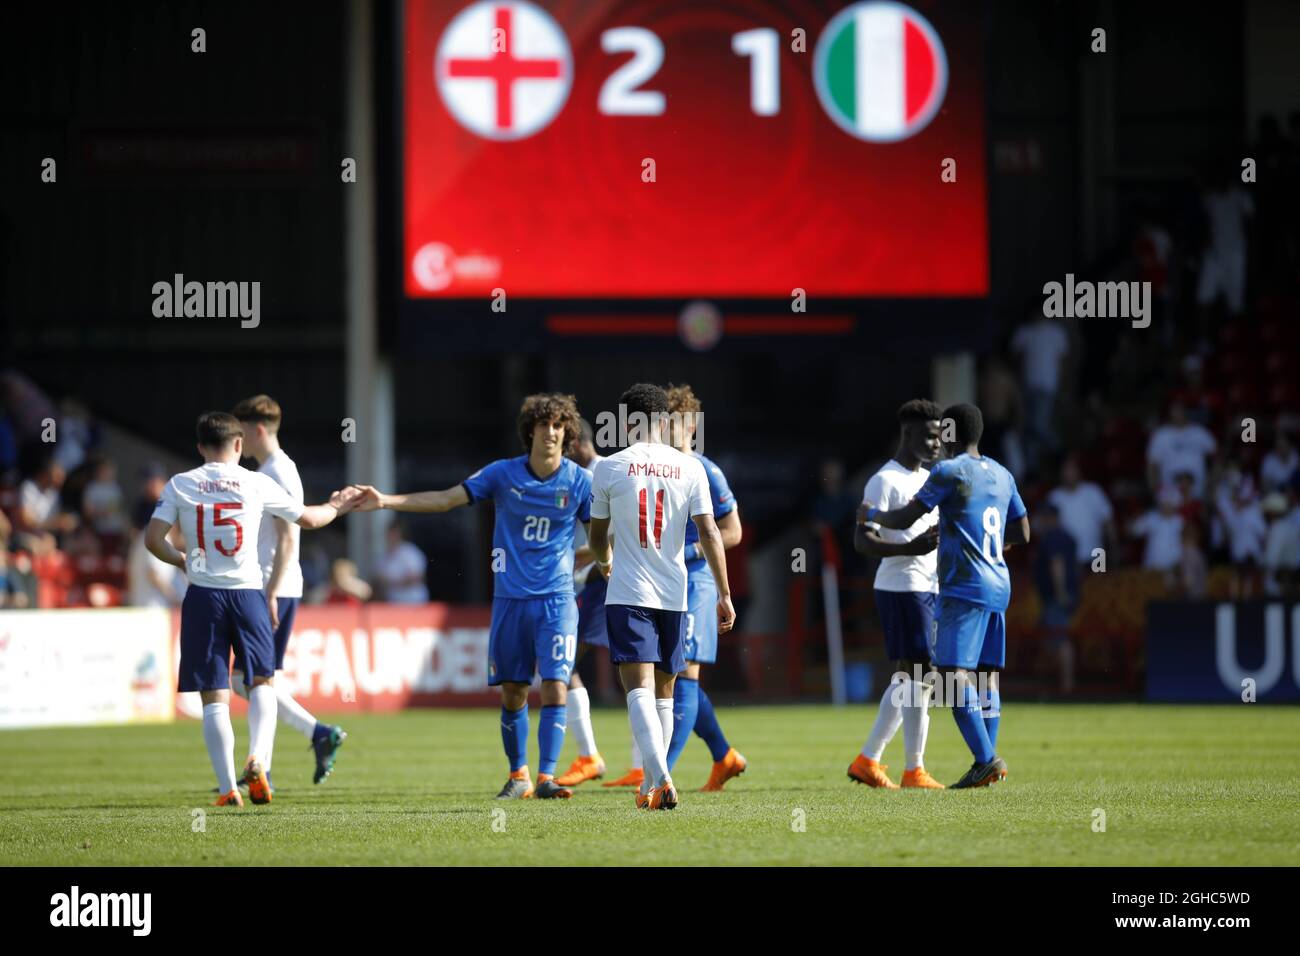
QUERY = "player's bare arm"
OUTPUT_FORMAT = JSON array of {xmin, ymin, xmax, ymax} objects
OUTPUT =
[
  {"xmin": 586, "ymin": 515, "xmax": 612, "ymax": 575},
  {"xmin": 265, "ymin": 515, "xmax": 295, "ymax": 628},
  {"xmin": 854, "ymin": 521, "xmax": 939, "ymax": 557},
  {"xmin": 691, "ymin": 512, "xmax": 736, "ymax": 634},
  {"xmin": 145, "ymin": 517, "xmax": 187, "ymax": 570},
  {"xmin": 1005, "ymin": 514, "xmax": 1031, "ymax": 546},
  {"xmin": 348, "ymin": 483, "xmax": 470, "ymax": 514},
  {"xmin": 859, "ymin": 497, "xmax": 930, "ymax": 531},
  {"xmin": 295, "ymin": 489, "xmax": 360, "ymax": 530}
]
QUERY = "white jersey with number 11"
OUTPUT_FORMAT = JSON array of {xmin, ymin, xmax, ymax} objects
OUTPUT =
[{"xmin": 590, "ymin": 442, "xmax": 711, "ymax": 612}]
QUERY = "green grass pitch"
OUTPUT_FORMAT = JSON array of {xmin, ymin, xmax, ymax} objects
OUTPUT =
[{"xmin": 2, "ymin": 703, "xmax": 1297, "ymax": 866}]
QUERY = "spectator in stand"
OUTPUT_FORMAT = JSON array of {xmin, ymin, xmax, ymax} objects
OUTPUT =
[
  {"xmin": 0, "ymin": 414, "xmax": 17, "ymax": 474},
  {"xmin": 1047, "ymin": 455, "xmax": 1116, "ymax": 569},
  {"xmin": 1147, "ymin": 400, "xmax": 1216, "ymax": 498},
  {"xmin": 1218, "ymin": 472, "xmax": 1267, "ymax": 599},
  {"xmin": 978, "ymin": 356, "xmax": 1027, "ymax": 479},
  {"xmin": 16, "ymin": 460, "xmax": 76, "ymax": 550},
  {"xmin": 1010, "ymin": 312, "xmax": 1070, "ymax": 475},
  {"xmin": 5, "ymin": 549, "xmax": 37, "ymax": 608},
  {"xmin": 1033, "ymin": 504, "xmax": 1079, "ymax": 693},
  {"xmin": 1129, "ymin": 486, "xmax": 1184, "ymax": 573},
  {"xmin": 1174, "ymin": 470, "xmax": 1205, "ymax": 535},
  {"xmin": 50, "ymin": 397, "xmax": 96, "ymax": 474},
  {"xmin": 324, "ymin": 558, "xmax": 373, "ymax": 606},
  {"xmin": 1196, "ymin": 163, "xmax": 1254, "ymax": 319},
  {"xmin": 375, "ymin": 521, "xmax": 429, "ymax": 604},
  {"xmin": 1167, "ymin": 355, "xmax": 1221, "ymax": 430},
  {"xmin": 1263, "ymin": 480, "xmax": 1300, "ymax": 597},
  {"xmin": 127, "ymin": 527, "xmax": 186, "ymax": 608},
  {"xmin": 1261, "ymin": 429, "xmax": 1298, "ymax": 493},
  {"xmin": 1176, "ymin": 522, "xmax": 1208, "ymax": 599},
  {"xmin": 131, "ymin": 462, "xmax": 169, "ymax": 530},
  {"xmin": 82, "ymin": 456, "xmax": 127, "ymax": 536}
]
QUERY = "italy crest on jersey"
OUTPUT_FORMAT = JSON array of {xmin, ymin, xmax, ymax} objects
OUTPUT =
[{"xmin": 555, "ymin": 490, "xmax": 569, "ymax": 509}]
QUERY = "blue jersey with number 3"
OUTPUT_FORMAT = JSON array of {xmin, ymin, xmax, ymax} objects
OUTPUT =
[
  {"xmin": 463, "ymin": 456, "xmax": 592, "ymax": 599},
  {"xmin": 914, "ymin": 454, "xmax": 1026, "ymax": 612}
]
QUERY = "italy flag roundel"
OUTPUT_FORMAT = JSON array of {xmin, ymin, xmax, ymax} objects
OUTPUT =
[{"xmin": 813, "ymin": 1, "xmax": 948, "ymax": 143}]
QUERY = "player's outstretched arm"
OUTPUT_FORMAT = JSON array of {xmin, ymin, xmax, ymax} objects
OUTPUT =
[
  {"xmin": 692, "ymin": 513, "xmax": 736, "ymax": 634},
  {"xmin": 855, "ymin": 520, "xmax": 938, "ymax": 557},
  {"xmin": 144, "ymin": 517, "xmax": 187, "ymax": 570},
  {"xmin": 295, "ymin": 487, "xmax": 363, "ymax": 530},
  {"xmin": 859, "ymin": 498, "xmax": 929, "ymax": 531},
  {"xmin": 1005, "ymin": 514, "xmax": 1031, "ymax": 546},
  {"xmin": 346, "ymin": 484, "xmax": 470, "ymax": 514}
]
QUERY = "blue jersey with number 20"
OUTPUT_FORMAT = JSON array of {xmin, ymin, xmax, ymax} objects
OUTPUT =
[
  {"xmin": 463, "ymin": 456, "xmax": 592, "ymax": 599},
  {"xmin": 914, "ymin": 454, "xmax": 1026, "ymax": 612}
]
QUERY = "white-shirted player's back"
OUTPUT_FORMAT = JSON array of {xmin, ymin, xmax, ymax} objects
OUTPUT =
[
  {"xmin": 592, "ymin": 442, "xmax": 711, "ymax": 612},
  {"xmin": 158, "ymin": 460, "xmax": 301, "ymax": 590}
]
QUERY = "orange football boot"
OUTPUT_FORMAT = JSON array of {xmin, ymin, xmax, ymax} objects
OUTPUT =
[
  {"xmin": 555, "ymin": 754, "xmax": 605, "ymax": 787},
  {"xmin": 700, "ymin": 748, "xmax": 747, "ymax": 792},
  {"xmin": 635, "ymin": 787, "xmax": 651, "ymax": 809},
  {"xmin": 603, "ymin": 767, "xmax": 645, "ymax": 788},
  {"xmin": 648, "ymin": 781, "xmax": 679, "ymax": 810},
  {"xmin": 900, "ymin": 767, "xmax": 945, "ymax": 789},
  {"xmin": 847, "ymin": 754, "xmax": 899, "ymax": 789},
  {"xmin": 213, "ymin": 789, "xmax": 244, "ymax": 807},
  {"xmin": 244, "ymin": 757, "xmax": 272, "ymax": 805},
  {"xmin": 498, "ymin": 767, "xmax": 535, "ymax": 799}
]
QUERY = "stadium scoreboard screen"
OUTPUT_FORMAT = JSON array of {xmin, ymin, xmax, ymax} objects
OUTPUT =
[{"xmin": 402, "ymin": 0, "xmax": 988, "ymax": 301}]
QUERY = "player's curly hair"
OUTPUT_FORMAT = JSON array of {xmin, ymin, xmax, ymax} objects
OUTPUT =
[
  {"xmin": 897, "ymin": 398, "xmax": 942, "ymax": 426},
  {"xmin": 619, "ymin": 383, "xmax": 669, "ymax": 419},
  {"xmin": 942, "ymin": 403, "xmax": 984, "ymax": 446},
  {"xmin": 664, "ymin": 383, "xmax": 702, "ymax": 416},
  {"xmin": 516, "ymin": 392, "xmax": 582, "ymax": 452}
]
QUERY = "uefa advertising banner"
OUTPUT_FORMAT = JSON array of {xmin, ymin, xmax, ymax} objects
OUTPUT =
[
  {"xmin": 1147, "ymin": 601, "xmax": 1300, "ymax": 702},
  {"xmin": 175, "ymin": 604, "xmax": 499, "ymax": 717},
  {"xmin": 0, "ymin": 608, "xmax": 175, "ymax": 729}
]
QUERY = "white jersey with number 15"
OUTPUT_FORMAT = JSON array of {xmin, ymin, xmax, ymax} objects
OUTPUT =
[
  {"xmin": 152, "ymin": 461, "xmax": 305, "ymax": 590},
  {"xmin": 590, "ymin": 442, "xmax": 712, "ymax": 612}
]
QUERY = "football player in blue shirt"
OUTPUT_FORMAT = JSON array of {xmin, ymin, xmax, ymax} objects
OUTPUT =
[
  {"xmin": 862, "ymin": 403, "xmax": 1029, "ymax": 789},
  {"xmin": 350, "ymin": 394, "xmax": 592, "ymax": 800}
]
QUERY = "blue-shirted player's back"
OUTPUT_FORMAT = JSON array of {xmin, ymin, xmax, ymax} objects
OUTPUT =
[
  {"xmin": 915, "ymin": 453, "xmax": 1026, "ymax": 612},
  {"xmin": 463, "ymin": 455, "xmax": 592, "ymax": 599},
  {"xmin": 684, "ymin": 453, "xmax": 736, "ymax": 577}
]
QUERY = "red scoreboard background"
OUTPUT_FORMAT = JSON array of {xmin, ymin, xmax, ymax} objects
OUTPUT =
[{"xmin": 403, "ymin": 0, "xmax": 988, "ymax": 300}]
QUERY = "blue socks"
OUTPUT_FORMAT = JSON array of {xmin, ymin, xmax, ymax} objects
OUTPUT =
[
  {"xmin": 500, "ymin": 704, "xmax": 529, "ymax": 772},
  {"xmin": 952, "ymin": 682, "xmax": 995, "ymax": 764},
  {"xmin": 981, "ymin": 684, "xmax": 1001, "ymax": 749},
  {"xmin": 537, "ymin": 704, "xmax": 567, "ymax": 777},
  {"xmin": 666, "ymin": 678, "xmax": 701, "ymax": 770},
  {"xmin": 694, "ymin": 687, "xmax": 731, "ymax": 762},
  {"xmin": 311, "ymin": 722, "xmax": 331, "ymax": 745}
]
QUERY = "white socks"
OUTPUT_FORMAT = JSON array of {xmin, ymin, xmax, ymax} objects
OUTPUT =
[
  {"xmin": 247, "ymin": 684, "xmax": 278, "ymax": 767},
  {"xmin": 230, "ymin": 670, "xmax": 249, "ymax": 699},
  {"xmin": 655, "ymin": 697, "xmax": 673, "ymax": 752},
  {"xmin": 630, "ymin": 736, "xmax": 642, "ymax": 769},
  {"xmin": 627, "ymin": 688, "xmax": 669, "ymax": 789},
  {"xmin": 566, "ymin": 686, "xmax": 598, "ymax": 757},
  {"xmin": 901, "ymin": 678, "xmax": 932, "ymax": 771},
  {"xmin": 862, "ymin": 678, "xmax": 904, "ymax": 760},
  {"xmin": 202, "ymin": 702, "xmax": 238, "ymax": 794},
  {"xmin": 275, "ymin": 673, "xmax": 318, "ymax": 740}
]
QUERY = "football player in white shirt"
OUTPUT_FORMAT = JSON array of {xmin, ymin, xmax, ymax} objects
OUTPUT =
[
  {"xmin": 587, "ymin": 384, "xmax": 735, "ymax": 810},
  {"xmin": 848, "ymin": 399, "xmax": 945, "ymax": 789},
  {"xmin": 145, "ymin": 412, "xmax": 357, "ymax": 808},
  {"xmin": 234, "ymin": 395, "xmax": 348, "ymax": 789}
]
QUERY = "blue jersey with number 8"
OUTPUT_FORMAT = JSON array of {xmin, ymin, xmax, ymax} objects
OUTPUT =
[{"xmin": 914, "ymin": 454, "xmax": 1026, "ymax": 612}]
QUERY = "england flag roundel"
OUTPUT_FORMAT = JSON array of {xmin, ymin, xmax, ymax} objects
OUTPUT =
[
  {"xmin": 813, "ymin": 1, "xmax": 948, "ymax": 143},
  {"xmin": 435, "ymin": 1, "xmax": 573, "ymax": 141}
]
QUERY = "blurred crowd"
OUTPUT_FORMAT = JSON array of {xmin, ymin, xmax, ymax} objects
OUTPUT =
[{"xmin": 0, "ymin": 371, "xmax": 437, "ymax": 611}]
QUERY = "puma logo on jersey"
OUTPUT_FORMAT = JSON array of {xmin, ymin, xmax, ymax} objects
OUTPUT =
[{"xmin": 509, "ymin": 487, "xmax": 525, "ymax": 499}]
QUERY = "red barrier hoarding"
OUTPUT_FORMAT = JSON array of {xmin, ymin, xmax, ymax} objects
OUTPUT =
[{"xmin": 174, "ymin": 603, "xmax": 498, "ymax": 716}]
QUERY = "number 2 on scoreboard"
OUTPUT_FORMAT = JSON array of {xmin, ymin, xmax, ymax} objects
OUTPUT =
[{"xmin": 598, "ymin": 26, "xmax": 781, "ymax": 117}]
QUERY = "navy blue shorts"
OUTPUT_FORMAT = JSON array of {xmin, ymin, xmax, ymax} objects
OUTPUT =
[
  {"xmin": 272, "ymin": 597, "xmax": 300, "ymax": 670},
  {"xmin": 875, "ymin": 589, "xmax": 936, "ymax": 663},
  {"xmin": 576, "ymin": 575, "xmax": 608, "ymax": 648},
  {"xmin": 488, "ymin": 594, "xmax": 579, "ymax": 686},
  {"xmin": 178, "ymin": 585, "xmax": 276, "ymax": 692},
  {"xmin": 605, "ymin": 604, "xmax": 686, "ymax": 673}
]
